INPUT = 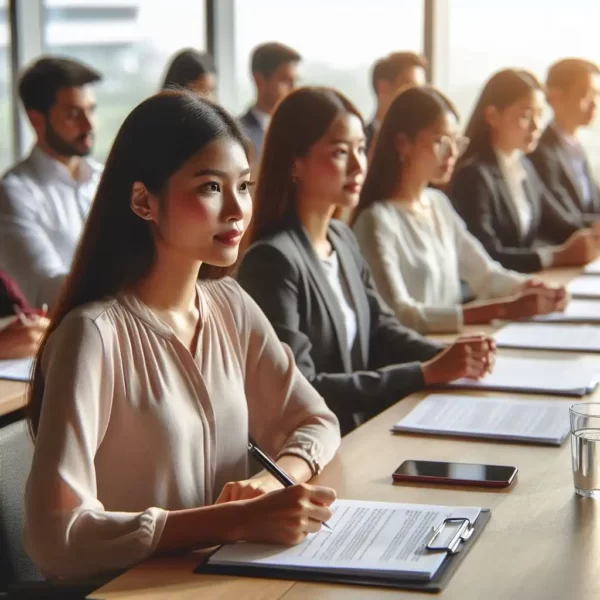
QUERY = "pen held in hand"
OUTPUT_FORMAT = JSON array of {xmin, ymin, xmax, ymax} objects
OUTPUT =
[{"xmin": 247, "ymin": 440, "xmax": 334, "ymax": 533}]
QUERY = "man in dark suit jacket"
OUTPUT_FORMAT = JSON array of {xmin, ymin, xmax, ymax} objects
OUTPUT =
[
  {"xmin": 238, "ymin": 43, "xmax": 301, "ymax": 161},
  {"xmin": 366, "ymin": 52, "xmax": 427, "ymax": 153},
  {"xmin": 529, "ymin": 58, "xmax": 600, "ymax": 227}
]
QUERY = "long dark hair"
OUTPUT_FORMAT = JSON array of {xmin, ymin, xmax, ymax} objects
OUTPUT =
[
  {"xmin": 246, "ymin": 86, "xmax": 363, "ymax": 245},
  {"xmin": 161, "ymin": 49, "xmax": 215, "ymax": 90},
  {"xmin": 27, "ymin": 90, "xmax": 249, "ymax": 436},
  {"xmin": 458, "ymin": 68, "xmax": 543, "ymax": 166},
  {"xmin": 355, "ymin": 85, "xmax": 458, "ymax": 222}
]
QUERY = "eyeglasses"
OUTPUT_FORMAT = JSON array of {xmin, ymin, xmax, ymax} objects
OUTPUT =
[{"xmin": 433, "ymin": 135, "xmax": 470, "ymax": 161}]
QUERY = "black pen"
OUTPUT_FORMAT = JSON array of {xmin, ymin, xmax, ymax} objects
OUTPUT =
[{"xmin": 247, "ymin": 440, "xmax": 333, "ymax": 533}]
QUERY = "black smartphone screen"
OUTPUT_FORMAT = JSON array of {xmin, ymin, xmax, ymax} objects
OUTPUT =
[{"xmin": 394, "ymin": 460, "xmax": 517, "ymax": 484}]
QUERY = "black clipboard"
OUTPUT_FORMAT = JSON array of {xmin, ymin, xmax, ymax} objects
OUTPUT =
[{"xmin": 194, "ymin": 509, "xmax": 491, "ymax": 593}]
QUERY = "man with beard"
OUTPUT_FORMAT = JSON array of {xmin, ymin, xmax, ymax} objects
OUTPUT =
[
  {"xmin": 530, "ymin": 59, "xmax": 600, "ymax": 228},
  {"xmin": 0, "ymin": 57, "xmax": 102, "ymax": 308}
]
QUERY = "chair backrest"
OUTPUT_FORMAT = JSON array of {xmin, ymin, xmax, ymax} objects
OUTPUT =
[{"xmin": 0, "ymin": 419, "xmax": 43, "ymax": 590}]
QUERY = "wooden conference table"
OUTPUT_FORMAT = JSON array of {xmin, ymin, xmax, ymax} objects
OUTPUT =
[
  {"xmin": 58, "ymin": 266, "xmax": 600, "ymax": 599},
  {"xmin": 0, "ymin": 378, "xmax": 27, "ymax": 418}
]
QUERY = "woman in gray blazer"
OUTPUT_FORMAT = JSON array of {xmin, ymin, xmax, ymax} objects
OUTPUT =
[
  {"xmin": 237, "ymin": 86, "xmax": 496, "ymax": 435},
  {"xmin": 449, "ymin": 69, "xmax": 597, "ymax": 273}
]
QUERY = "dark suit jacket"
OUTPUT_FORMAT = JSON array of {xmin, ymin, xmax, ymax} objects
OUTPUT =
[
  {"xmin": 237, "ymin": 219, "xmax": 443, "ymax": 435},
  {"xmin": 238, "ymin": 109, "xmax": 265, "ymax": 160},
  {"xmin": 529, "ymin": 125, "xmax": 600, "ymax": 226},
  {"xmin": 449, "ymin": 149, "xmax": 579, "ymax": 273},
  {"xmin": 365, "ymin": 119, "xmax": 377, "ymax": 154}
]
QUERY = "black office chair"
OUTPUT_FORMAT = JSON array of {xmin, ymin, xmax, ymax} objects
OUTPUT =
[{"xmin": 0, "ymin": 419, "xmax": 107, "ymax": 599}]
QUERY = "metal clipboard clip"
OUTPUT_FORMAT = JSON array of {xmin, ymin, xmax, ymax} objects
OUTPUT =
[{"xmin": 426, "ymin": 517, "xmax": 474, "ymax": 555}]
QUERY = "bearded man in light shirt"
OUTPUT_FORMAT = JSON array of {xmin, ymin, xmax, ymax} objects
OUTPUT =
[{"xmin": 0, "ymin": 56, "xmax": 103, "ymax": 308}]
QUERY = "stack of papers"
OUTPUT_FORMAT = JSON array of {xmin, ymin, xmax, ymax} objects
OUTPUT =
[
  {"xmin": 0, "ymin": 357, "xmax": 33, "ymax": 381},
  {"xmin": 207, "ymin": 499, "xmax": 482, "ymax": 583},
  {"xmin": 530, "ymin": 299, "xmax": 600, "ymax": 324},
  {"xmin": 584, "ymin": 258, "xmax": 600, "ymax": 274},
  {"xmin": 495, "ymin": 323, "xmax": 600, "ymax": 353},
  {"xmin": 392, "ymin": 394, "xmax": 570, "ymax": 446},
  {"xmin": 448, "ymin": 354, "xmax": 599, "ymax": 396},
  {"xmin": 568, "ymin": 276, "xmax": 600, "ymax": 299}
]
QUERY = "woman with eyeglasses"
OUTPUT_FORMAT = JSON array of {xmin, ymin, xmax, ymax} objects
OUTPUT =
[
  {"xmin": 237, "ymin": 86, "xmax": 497, "ymax": 436},
  {"xmin": 449, "ymin": 69, "xmax": 598, "ymax": 274},
  {"xmin": 353, "ymin": 85, "xmax": 566, "ymax": 334}
]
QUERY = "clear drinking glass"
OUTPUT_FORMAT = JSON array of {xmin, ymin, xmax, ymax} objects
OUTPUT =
[{"xmin": 570, "ymin": 403, "xmax": 600, "ymax": 498}]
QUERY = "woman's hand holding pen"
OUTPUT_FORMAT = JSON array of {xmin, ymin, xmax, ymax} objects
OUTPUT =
[
  {"xmin": 222, "ymin": 483, "xmax": 336, "ymax": 546},
  {"xmin": 0, "ymin": 304, "xmax": 50, "ymax": 359}
]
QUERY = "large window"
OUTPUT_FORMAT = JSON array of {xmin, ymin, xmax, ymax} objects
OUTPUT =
[
  {"xmin": 0, "ymin": 0, "xmax": 12, "ymax": 170},
  {"xmin": 232, "ymin": 0, "xmax": 424, "ymax": 119},
  {"xmin": 44, "ymin": 0, "xmax": 206, "ymax": 160},
  {"xmin": 447, "ymin": 0, "xmax": 600, "ymax": 175}
]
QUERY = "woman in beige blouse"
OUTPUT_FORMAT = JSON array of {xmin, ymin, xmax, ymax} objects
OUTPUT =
[
  {"xmin": 353, "ymin": 85, "xmax": 568, "ymax": 334},
  {"xmin": 24, "ymin": 91, "xmax": 341, "ymax": 580}
]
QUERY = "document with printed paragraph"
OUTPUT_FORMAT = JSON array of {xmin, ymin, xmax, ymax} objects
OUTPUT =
[
  {"xmin": 0, "ymin": 357, "xmax": 33, "ymax": 381},
  {"xmin": 495, "ymin": 323, "xmax": 600, "ymax": 353},
  {"xmin": 568, "ymin": 276, "xmax": 600, "ymax": 299},
  {"xmin": 530, "ymin": 299, "xmax": 600, "ymax": 324},
  {"xmin": 393, "ymin": 394, "xmax": 570, "ymax": 445},
  {"xmin": 208, "ymin": 499, "xmax": 481, "ymax": 582},
  {"xmin": 448, "ymin": 354, "xmax": 599, "ymax": 396}
]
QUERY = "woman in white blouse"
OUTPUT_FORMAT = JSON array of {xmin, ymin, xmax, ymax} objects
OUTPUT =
[
  {"xmin": 24, "ymin": 91, "xmax": 340, "ymax": 580},
  {"xmin": 353, "ymin": 85, "xmax": 567, "ymax": 334}
]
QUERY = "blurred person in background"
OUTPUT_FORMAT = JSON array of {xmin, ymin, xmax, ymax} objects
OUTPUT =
[
  {"xmin": 450, "ymin": 68, "xmax": 598, "ymax": 273},
  {"xmin": 0, "ymin": 270, "xmax": 48, "ymax": 359},
  {"xmin": 239, "ymin": 42, "xmax": 301, "ymax": 159},
  {"xmin": 366, "ymin": 52, "xmax": 428, "ymax": 152},
  {"xmin": 530, "ymin": 58, "xmax": 600, "ymax": 227},
  {"xmin": 0, "ymin": 56, "xmax": 103, "ymax": 308},
  {"xmin": 161, "ymin": 49, "xmax": 217, "ymax": 100}
]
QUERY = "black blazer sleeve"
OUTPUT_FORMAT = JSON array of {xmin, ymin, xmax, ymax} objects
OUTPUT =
[
  {"xmin": 526, "ymin": 160, "xmax": 579, "ymax": 243},
  {"xmin": 529, "ymin": 146, "xmax": 589, "ymax": 227},
  {"xmin": 237, "ymin": 242, "xmax": 441, "ymax": 423},
  {"xmin": 449, "ymin": 163, "xmax": 544, "ymax": 273}
]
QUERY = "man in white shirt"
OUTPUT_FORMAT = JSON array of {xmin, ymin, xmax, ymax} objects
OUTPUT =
[
  {"xmin": 530, "ymin": 58, "xmax": 600, "ymax": 228},
  {"xmin": 0, "ymin": 56, "xmax": 103, "ymax": 308},
  {"xmin": 366, "ymin": 52, "xmax": 428, "ymax": 153},
  {"xmin": 238, "ymin": 43, "xmax": 301, "ymax": 160}
]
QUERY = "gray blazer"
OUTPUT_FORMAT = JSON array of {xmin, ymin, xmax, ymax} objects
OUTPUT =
[
  {"xmin": 529, "ymin": 125, "xmax": 600, "ymax": 226},
  {"xmin": 237, "ymin": 218, "xmax": 443, "ymax": 435},
  {"xmin": 238, "ymin": 109, "xmax": 265, "ymax": 158}
]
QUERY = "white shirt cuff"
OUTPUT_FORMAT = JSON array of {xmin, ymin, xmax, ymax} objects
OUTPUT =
[{"xmin": 537, "ymin": 248, "xmax": 554, "ymax": 269}]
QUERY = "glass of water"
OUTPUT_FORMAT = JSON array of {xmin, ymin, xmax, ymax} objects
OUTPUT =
[{"xmin": 570, "ymin": 403, "xmax": 600, "ymax": 498}]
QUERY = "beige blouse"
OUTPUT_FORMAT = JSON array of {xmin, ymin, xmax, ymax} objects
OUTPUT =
[{"xmin": 24, "ymin": 277, "xmax": 340, "ymax": 579}]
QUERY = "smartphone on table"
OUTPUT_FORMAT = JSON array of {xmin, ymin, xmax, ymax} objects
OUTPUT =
[{"xmin": 393, "ymin": 460, "xmax": 517, "ymax": 488}]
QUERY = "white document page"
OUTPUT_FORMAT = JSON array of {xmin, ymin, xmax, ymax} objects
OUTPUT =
[
  {"xmin": 584, "ymin": 258, "xmax": 600, "ymax": 274},
  {"xmin": 393, "ymin": 394, "xmax": 570, "ymax": 445},
  {"xmin": 209, "ymin": 499, "xmax": 481, "ymax": 581},
  {"xmin": 449, "ymin": 354, "xmax": 599, "ymax": 395},
  {"xmin": 568, "ymin": 276, "xmax": 600, "ymax": 299},
  {"xmin": 495, "ymin": 323, "xmax": 600, "ymax": 352},
  {"xmin": 531, "ymin": 300, "xmax": 600, "ymax": 324},
  {"xmin": 0, "ymin": 357, "xmax": 33, "ymax": 381}
]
